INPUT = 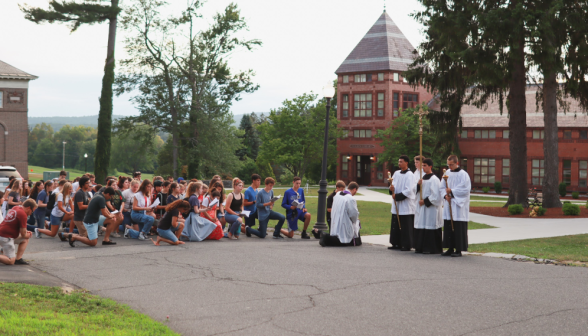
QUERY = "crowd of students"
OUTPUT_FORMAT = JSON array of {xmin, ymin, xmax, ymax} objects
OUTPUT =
[{"xmin": 0, "ymin": 170, "xmax": 350, "ymax": 265}]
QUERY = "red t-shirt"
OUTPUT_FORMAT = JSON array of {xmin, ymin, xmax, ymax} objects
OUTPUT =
[{"xmin": 0, "ymin": 206, "xmax": 28, "ymax": 239}]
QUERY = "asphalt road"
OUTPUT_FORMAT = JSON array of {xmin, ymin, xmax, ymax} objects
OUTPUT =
[{"xmin": 15, "ymin": 235, "xmax": 588, "ymax": 336}]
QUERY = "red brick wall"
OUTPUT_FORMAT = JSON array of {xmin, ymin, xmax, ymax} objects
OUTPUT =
[
  {"xmin": 0, "ymin": 88, "xmax": 29, "ymax": 179},
  {"xmin": 336, "ymin": 71, "xmax": 434, "ymax": 186}
]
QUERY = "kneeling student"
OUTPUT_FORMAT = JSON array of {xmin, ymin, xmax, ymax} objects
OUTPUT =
[
  {"xmin": 0, "ymin": 199, "xmax": 37, "ymax": 265},
  {"xmin": 151, "ymin": 200, "xmax": 188, "ymax": 246},
  {"xmin": 66, "ymin": 187, "xmax": 117, "ymax": 247},
  {"xmin": 320, "ymin": 182, "xmax": 362, "ymax": 247}
]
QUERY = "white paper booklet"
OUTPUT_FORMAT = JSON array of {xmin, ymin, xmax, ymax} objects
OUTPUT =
[
  {"xmin": 241, "ymin": 210, "xmax": 251, "ymax": 217},
  {"xmin": 271, "ymin": 195, "xmax": 281, "ymax": 202},
  {"xmin": 111, "ymin": 210, "xmax": 119, "ymax": 214},
  {"xmin": 150, "ymin": 198, "xmax": 160, "ymax": 208},
  {"xmin": 207, "ymin": 198, "xmax": 219, "ymax": 208},
  {"xmin": 292, "ymin": 200, "xmax": 304, "ymax": 209}
]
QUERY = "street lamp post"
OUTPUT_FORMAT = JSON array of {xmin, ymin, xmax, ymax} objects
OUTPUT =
[
  {"xmin": 313, "ymin": 84, "xmax": 336, "ymax": 232},
  {"xmin": 62, "ymin": 141, "xmax": 67, "ymax": 170},
  {"xmin": 84, "ymin": 153, "xmax": 88, "ymax": 173}
]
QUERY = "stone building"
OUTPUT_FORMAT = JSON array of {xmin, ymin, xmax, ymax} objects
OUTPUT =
[
  {"xmin": 335, "ymin": 12, "xmax": 588, "ymax": 192},
  {"xmin": 0, "ymin": 60, "xmax": 37, "ymax": 179}
]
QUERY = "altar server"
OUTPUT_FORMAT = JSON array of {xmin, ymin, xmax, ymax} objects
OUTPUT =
[
  {"xmin": 321, "ymin": 182, "xmax": 361, "ymax": 247},
  {"xmin": 440, "ymin": 155, "xmax": 471, "ymax": 257},
  {"xmin": 414, "ymin": 158, "xmax": 443, "ymax": 254},
  {"xmin": 388, "ymin": 155, "xmax": 417, "ymax": 251}
]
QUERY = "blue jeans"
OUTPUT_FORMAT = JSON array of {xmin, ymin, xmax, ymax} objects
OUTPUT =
[
  {"xmin": 34, "ymin": 211, "xmax": 46, "ymax": 230},
  {"xmin": 247, "ymin": 211, "xmax": 285, "ymax": 238},
  {"xmin": 157, "ymin": 228, "xmax": 178, "ymax": 243},
  {"xmin": 245, "ymin": 211, "xmax": 257, "ymax": 228},
  {"xmin": 225, "ymin": 211, "xmax": 242, "ymax": 235},
  {"xmin": 50, "ymin": 214, "xmax": 63, "ymax": 227},
  {"xmin": 131, "ymin": 210, "xmax": 154, "ymax": 235}
]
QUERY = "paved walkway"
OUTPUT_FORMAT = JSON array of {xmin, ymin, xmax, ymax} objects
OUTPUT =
[
  {"xmin": 21, "ymin": 235, "xmax": 588, "ymax": 335},
  {"xmin": 356, "ymin": 187, "xmax": 588, "ymax": 247}
]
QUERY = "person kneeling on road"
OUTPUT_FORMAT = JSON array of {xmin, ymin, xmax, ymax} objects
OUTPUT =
[
  {"xmin": 66, "ymin": 187, "xmax": 117, "ymax": 247},
  {"xmin": 0, "ymin": 199, "xmax": 37, "ymax": 265}
]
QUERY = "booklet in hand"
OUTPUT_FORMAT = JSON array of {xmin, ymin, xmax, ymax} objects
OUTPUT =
[
  {"xmin": 207, "ymin": 198, "xmax": 219, "ymax": 208},
  {"xmin": 291, "ymin": 200, "xmax": 305, "ymax": 210},
  {"xmin": 241, "ymin": 210, "xmax": 251, "ymax": 217},
  {"xmin": 111, "ymin": 210, "xmax": 119, "ymax": 215},
  {"xmin": 270, "ymin": 195, "xmax": 281, "ymax": 202},
  {"xmin": 150, "ymin": 198, "xmax": 160, "ymax": 208}
]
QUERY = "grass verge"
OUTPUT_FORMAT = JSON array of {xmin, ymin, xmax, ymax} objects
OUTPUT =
[
  {"xmin": 28, "ymin": 165, "xmax": 154, "ymax": 182},
  {"xmin": 469, "ymin": 234, "xmax": 588, "ymax": 262},
  {"xmin": 0, "ymin": 283, "xmax": 178, "ymax": 335}
]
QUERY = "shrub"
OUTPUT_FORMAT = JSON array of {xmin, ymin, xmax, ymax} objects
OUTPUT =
[
  {"xmin": 559, "ymin": 182, "xmax": 567, "ymax": 197},
  {"xmin": 572, "ymin": 192, "xmax": 579, "ymax": 199},
  {"xmin": 508, "ymin": 204, "xmax": 524, "ymax": 215},
  {"xmin": 562, "ymin": 203, "xmax": 581, "ymax": 216},
  {"xmin": 586, "ymin": 201, "xmax": 588, "ymax": 209},
  {"xmin": 536, "ymin": 206, "xmax": 547, "ymax": 216},
  {"xmin": 494, "ymin": 181, "xmax": 502, "ymax": 194},
  {"xmin": 482, "ymin": 187, "xmax": 490, "ymax": 193}
]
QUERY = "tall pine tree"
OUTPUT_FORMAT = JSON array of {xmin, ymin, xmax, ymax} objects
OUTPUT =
[{"xmin": 21, "ymin": 0, "xmax": 121, "ymax": 183}]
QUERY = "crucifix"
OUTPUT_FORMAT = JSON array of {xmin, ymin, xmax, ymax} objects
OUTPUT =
[{"xmin": 414, "ymin": 104, "xmax": 429, "ymax": 200}]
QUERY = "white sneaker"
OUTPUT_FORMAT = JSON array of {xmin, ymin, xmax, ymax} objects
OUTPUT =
[
  {"xmin": 138, "ymin": 232, "xmax": 146, "ymax": 241},
  {"xmin": 124, "ymin": 227, "xmax": 130, "ymax": 239},
  {"xmin": 35, "ymin": 228, "xmax": 41, "ymax": 238},
  {"xmin": 111, "ymin": 232, "xmax": 121, "ymax": 238}
]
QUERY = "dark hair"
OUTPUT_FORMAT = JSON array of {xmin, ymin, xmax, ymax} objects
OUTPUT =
[
  {"xmin": 414, "ymin": 155, "xmax": 426, "ymax": 161},
  {"xmin": 103, "ymin": 187, "xmax": 116, "ymax": 196},
  {"xmin": 8, "ymin": 176, "xmax": 14, "ymax": 181},
  {"xmin": 399, "ymin": 155, "xmax": 410, "ymax": 163},
  {"xmin": 211, "ymin": 181, "xmax": 225, "ymax": 203},
  {"xmin": 139, "ymin": 179, "xmax": 152, "ymax": 195},
  {"xmin": 251, "ymin": 174, "xmax": 261, "ymax": 182},
  {"xmin": 93, "ymin": 184, "xmax": 102, "ymax": 192},
  {"xmin": 58, "ymin": 179, "xmax": 67, "ymax": 186},
  {"xmin": 165, "ymin": 199, "xmax": 191, "ymax": 212},
  {"xmin": 163, "ymin": 181, "xmax": 171, "ymax": 188},
  {"xmin": 348, "ymin": 182, "xmax": 359, "ymax": 191},
  {"xmin": 44, "ymin": 180, "xmax": 54, "ymax": 193},
  {"xmin": 79, "ymin": 177, "xmax": 90, "ymax": 189},
  {"xmin": 423, "ymin": 158, "xmax": 434, "ymax": 167},
  {"xmin": 30, "ymin": 181, "xmax": 43, "ymax": 200},
  {"xmin": 117, "ymin": 176, "xmax": 128, "ymax": 189},
  {"xmin": 133, "ymin": 171, "xmax": 142, "ymax": 177},
  {"xmin": 210, "ymin": 190, "xmax": 221, "ymax": 198},
  {"xmin": 293, "ymin": 176, "xmax": 301, "ymax": 182},
  {"xmin": 447, "ymin": 155, "xmax": 459, "ymax": 163},
  {"xmin": 60, "ymin": 170, "xmax": 67, "ymax": 176},
  {"xmin": 169, "ymin": 182, "xmax": 178, "ymax": 192},
  {"xmin": 330, "ymin": 180, "xmax": 346, "ymax": 197}
]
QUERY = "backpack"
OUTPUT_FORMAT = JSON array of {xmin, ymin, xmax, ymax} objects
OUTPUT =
[{"xmin": 46, "ymin": 192, "xmax": 57, "ymax": 214}]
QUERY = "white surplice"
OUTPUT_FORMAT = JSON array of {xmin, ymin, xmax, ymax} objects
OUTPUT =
[
  {"xmin": 413, "ymin": 168, "xmax": 424, "ymax": 225},
  {"xmin": 390, "ymin": 169, "xmax": 417, "ymax": 215},
  {"xmin": 330, "ymin": 191, "xmax": 360, "ymax": 244},
  {"xmin": 440, "ymin": 168, "xmax": 471, "ymax": 221},
  {"xmin": 415, "ymin": 175, "xmax": 443, "ymax": 229}
]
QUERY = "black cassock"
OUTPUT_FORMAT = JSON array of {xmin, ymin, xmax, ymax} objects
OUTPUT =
[{"xmin": 442, "ymin": 220, "xmax": 468, "ymax": 252}]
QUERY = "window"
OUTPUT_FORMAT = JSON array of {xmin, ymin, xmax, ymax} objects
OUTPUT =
[
  {"xmin": 354, "ymin": 94, "xmax": 372, "ymax": 117},
  {"xmin": 532, "ymin": 130, "xmax": 544, "ymax": 139},
  {"xmin": 474, "ymin": 130, "xmax": 495, "ymax": 139},
  {"xmin": 564, "ymin": 130, "xmax": 572, "ymax": 139},
  {"xmin": 357, "ymin": 156, "xmax": 361, "ymax": 177},
  {"xmin": 502, "ymin": 159, "xmax": 510, "ymax": 184},
  {"xmin": 461, "ymin": 130, "xmax": 467, "ymax": 138},
  {"xmin": 403, "ymin": 76, "xmax": 407, "ymax": 83},
  {"xmin": 378, "ymin": 73, "xmax": 384, "ymax": 81},
  {"xmin": 343, "ymin": 75, "xmax": 349, "ymax": 83},
  {"xmin": 0, "ymin": 91, "xmax": 3, "ymax": 108},
  {"xmin": 354, "ymin": 74, "xmax": 366, "ymax": 83},
  {"xmin": 579, "ymin": 161, "xmax": 587, "ymax": 188},
  {"xmin": 353, "ymin": 129, "xmax": 372, "ymax": 138},
  {"xmin": 366, "ymin": 74, "xmax": 372, "ymax": 82},
  {"xmin": 402, "ymin": 93, "xmax": 418, "ymax": 109},
  {"xmin": 461, "ymin": 158, "xmax": 468, "ymax": 172},
  {"xmin": 532, "ymin": 159, "xmax": 544, "ymax": 185},
  {"xmin": 474, "ymin": 158, "xmax": 495, "ymax": 184},
  {"xmin": 503, "ymin": 130, "xmax": 509, "ymax": 139},
  {"xmin": 342, "ymin": 94, "xmax": 349, "ymax": 117},
  {"xmin": 377, "ymin": 93, "xmax": 384, "ymax": 116},
  {"xmin": 342, "ymin": 129, "xmax": 349, "ymax": 138},
  {"xmin": 393, "ymin": 73, "xmax": 399, "ymax": 81},
  {"xmin": 563, "ymin": 160, "xmax": 571, "ymax": 185},
  {"xmin": 580, "ymin": 130, "xmax": 587, "ymax": 139},
  {"xmin": 341, "ymin": 156, "xmax": 348, "ymax": 178},
  {"xmin": 393, "ymin": 93, "xmax": 399, "ymax": 117}
]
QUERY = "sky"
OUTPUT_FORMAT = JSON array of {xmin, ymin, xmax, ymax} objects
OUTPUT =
[{"xmin": 2, "ymin": 0, "xmax": 425, "ymax": 118}]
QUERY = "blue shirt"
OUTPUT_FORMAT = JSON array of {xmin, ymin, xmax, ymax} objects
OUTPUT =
[
  {"xmin": 34, "ymin": 190, "xmax": 48, "ymax": 215},
  {"xmin": 256, "ymin": 189, "xmax": 274, "ymax": 221},
  {"xmin": 244, "ymin": 186, "xmax": 258, "ymax": 214},
  {"xmin": 281, "ymin": 188, "xmax": 305, "ymax": 217}
]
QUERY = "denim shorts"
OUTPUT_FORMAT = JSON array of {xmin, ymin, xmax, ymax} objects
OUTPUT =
[
  {"xmin": 157, "ymin": 228, "xmax": 178, "ymax": 243},
  {"xmin": 50, "ymin": 214, "xmax": 63, "ymax": 227},
  {"xmin": 83, "ymin": 222, "xmax": 99, "ymax": 240}
]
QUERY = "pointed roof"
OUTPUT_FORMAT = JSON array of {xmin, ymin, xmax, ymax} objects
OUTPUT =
[
  {"xmin": 0, "ymin": 60, "xmax": 38, "ymax": 80},
  {"xmin": 336, "ymin": 12, "xmax": 416, "ymax": 74}
]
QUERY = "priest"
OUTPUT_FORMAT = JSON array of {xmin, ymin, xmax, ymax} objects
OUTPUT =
[
  {"xmin": 440, "ymin": 155, "xmax": 471, "ymax": 257},
  {"xmin": 414, "ymin": 158, "xmax": 443, "ymax": 254},
  {"xmin": 320, "ymin": 182, "xmax": 361, "ymax": 247},
  {"xmin": 388, "ymin": 155, "xmax": 416, "ymax": 251}
]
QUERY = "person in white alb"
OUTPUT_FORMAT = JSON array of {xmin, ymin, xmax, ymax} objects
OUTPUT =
[
  {"xmin": 414, "ymin": 158, "xmax": 443, "ymax": 254},
  {"xmin": 388, "ymin": 155, "xmax": 417, "ymax": 251},
  {"xmin": 413, "ymin": 155, "xmax": 424, "ymax": 227},
  {"xmin": 440, "ymin": 155, "xmax": 471, "ymax": 257}
]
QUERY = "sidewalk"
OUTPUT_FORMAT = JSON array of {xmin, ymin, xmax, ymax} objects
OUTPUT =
[{"xmin": 357, "ymin": 187, "xmax": 588, "ymax": 246}]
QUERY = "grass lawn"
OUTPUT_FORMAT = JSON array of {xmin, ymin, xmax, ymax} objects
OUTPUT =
[
  {"xmin": 367, "ymin": 188, "xmax": 389, "ymax": 195},
  {"xmin": 470, "ymin": 201, "xmax": 506, "ymax": 207},
  {"xmin": 28, "ymin": 165, "xmax": 154, "ymax": 182},
  {"xmin": 469, "ymin": 234, "xmax": 588, "ymax": 262},
  {"xmin": 466, "ymin": 221, "xmax": 496, "ymax": 230},
  {"xmin": 0, "ymin": 283, "xmax": 177, "ymax": 335},
  {"xmin": 470, "ymin": 195, "xmax": 507, "ymax": 201}
]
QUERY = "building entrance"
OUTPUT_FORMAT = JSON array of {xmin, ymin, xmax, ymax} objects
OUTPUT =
[{"xmin": 356, "ymin": 155, "xmax": 372, "ymax": 185}]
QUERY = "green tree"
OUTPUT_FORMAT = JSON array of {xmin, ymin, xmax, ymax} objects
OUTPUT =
[
  {"xmin": 22, "ymin": 0, "xmax": 122, "ymax": 183},
  {"xmin": 28, "ymin": 123, "xmax": 55, "ymax": 163},
  {"xmin": 236, "ymin": 113, "xmax": 261, "ymax": 160},
  {"xmin": 110, "ymin": 125, "xmax": 163, "ymax": 174},
  {"xmin": 376, "ymin": 106, "xmax": 444, "ymax": 173},
  {"xmin": 257, "ymin": 93, "xmax": 340, "ymax": 180}
]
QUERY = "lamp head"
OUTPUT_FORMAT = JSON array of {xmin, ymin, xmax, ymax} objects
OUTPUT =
[
  {"xmin": 84, "ymin": 153, "xmax": 88, "ymax": 158},
  {"xmin": 322, "ymin": 83, "xmax": 335, "ymax": 99}
]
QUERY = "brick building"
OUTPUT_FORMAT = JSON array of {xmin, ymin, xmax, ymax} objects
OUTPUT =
[
  {"xmin": 335, "ymin": 12, "xmax": 433, "ymax": 186},
  {"xmin": 0, "ymin": 60, "xmax": 37, "ymax": 179},
  {"xmin": 335, "ymin": 12, "xmax": 588, "ymax": 192}
]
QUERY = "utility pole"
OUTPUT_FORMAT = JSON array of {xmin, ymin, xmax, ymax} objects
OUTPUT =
[{"xmin": 62, "ymin": 141, "xmax": 67, "ymax": 170}]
